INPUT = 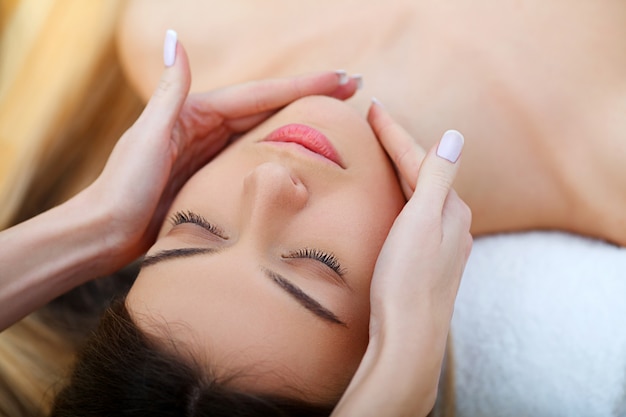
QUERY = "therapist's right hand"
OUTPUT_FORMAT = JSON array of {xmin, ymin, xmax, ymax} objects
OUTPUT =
[
  {"xmin": 83, "ymin": 31, "xmax": 359, "ymax": 274},
  {"xmin": 337, "ymin": 102, "xmax": 472, "ymax": 416}
]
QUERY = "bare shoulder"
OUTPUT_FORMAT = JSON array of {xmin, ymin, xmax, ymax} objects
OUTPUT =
[
  {"xmin": 398, "ymin": 0, "xmax": 626, "ymax": 244},
  {"xmin": 117, "ymin": 0, "xmax": 259, "ymax": 98},
  {"xmin": 116, "ymin": 0, "xmax": 393, "ymax": 100}
]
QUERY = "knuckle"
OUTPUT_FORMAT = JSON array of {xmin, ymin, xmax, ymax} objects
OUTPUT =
[
  {"xmin": 429, "ymin": 169, "xmax": 454, "ymax": 193},
  {"xmin": 155, "ymin": 77, "xmax": 173, "ymax": 98},
  {"xmin": 291, "ymin": 77, "xmax": 306, "ymax": 98},
  {"xmin": 395, "ymin": 144, "xmax": 412, "ymax": 169},
  {"xmin": 372, "ymin": 120, "xmax": 394, "ymax": 146},
  {"xmin": 251, "ymin": 84, "xmax": 276, "ymax": 113}
]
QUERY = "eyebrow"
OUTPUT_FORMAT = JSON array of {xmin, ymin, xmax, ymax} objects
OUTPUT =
[
  {"xmin": 142, "ymin": 247, "xmax": 218, "ymax": 267},
  {"xmin": 141, "ymin": 248, "xmax": 346, "ymax": 326},
  {"xmin": 263, "ymin": 268, "xmax": 346, "ymax": 327}
]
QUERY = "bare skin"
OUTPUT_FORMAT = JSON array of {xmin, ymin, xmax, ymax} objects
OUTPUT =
[
  {"xmin": 0, "ymin": 35, "xmax": 469, "ymax": 416},
  {"xmin": 117, "ymin": 0, "xmax": 626, "ymax": 245}
]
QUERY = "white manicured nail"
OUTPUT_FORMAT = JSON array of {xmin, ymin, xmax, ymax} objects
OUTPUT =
[
  {"xmin": 163, "ymin": 29, "xmax": 178, "ymax": 67},
  {"xmin": 436, "ymin": 130, "xmax": 464, "ymax": 163},
  {"xmin": 352, "ymin": 74, "xmax": 363, "ymax": 90},
  {"xmin": 336, "ymin": 70, "xmax": 349, "ymax": 85}
]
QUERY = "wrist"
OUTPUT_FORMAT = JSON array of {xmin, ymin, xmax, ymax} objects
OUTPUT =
[
  {"xmin": 371, "ymin": 288, "xmax": 455, "ymax": 351},
  {"xmin": 333, "ymin": 308, "xmax": 446, "ymax": 417},
  {"xmin": 0, "ymin": 188, "xmax": 121, "ymax": 329},
  {"xmin": 63, "ymin": 186, "xmax": 121, "ymax": 276},
  {"xmin": 74, "ymin": 184, "xmax": 142, "ymax": 274}
]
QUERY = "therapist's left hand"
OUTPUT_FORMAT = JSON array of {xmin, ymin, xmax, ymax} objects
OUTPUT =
[
  {"xmin": 333, "ymin": 102, "xmax": 471, "ymax": 417},
  {"xmin": 84, "ymin": 31, "xmax": 360, "ymax": 272}
]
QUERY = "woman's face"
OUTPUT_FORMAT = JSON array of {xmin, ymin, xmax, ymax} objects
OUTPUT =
[{"xmin": 126, "ymin": 96, "xmax": 405, "ymax": 403}]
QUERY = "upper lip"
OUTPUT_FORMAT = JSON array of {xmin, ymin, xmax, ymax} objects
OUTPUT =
[{"xmin": 262, "ymin": 123, "xmax": 345, "ymax": 168}]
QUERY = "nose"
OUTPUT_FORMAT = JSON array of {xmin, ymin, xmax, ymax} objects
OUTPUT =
[{"xmin": 241, "ymin": 162, "xmax": 309, "ymax": 234}]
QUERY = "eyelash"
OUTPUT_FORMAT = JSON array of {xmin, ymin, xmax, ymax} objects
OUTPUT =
[
  {"xmin": 170, "ymin": 210, "xmax": 227, "ymax": 239},
  {"xmin": 171, "ymin": 210, "xmax": 344, "ymax": 276},
  {"xmin": 285, "ymin": 248, "xmax": 345, "ymax": 277}
]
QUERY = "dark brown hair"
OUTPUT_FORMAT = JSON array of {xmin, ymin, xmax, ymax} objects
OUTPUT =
[{"xmin": 50, "ymin": 298, "xmax": 334, "ymax": 417}]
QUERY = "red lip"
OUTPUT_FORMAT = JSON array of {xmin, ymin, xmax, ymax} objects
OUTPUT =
[{"xmin": 263, "ymin": 124, "xmax": 344, "ymax": 168}]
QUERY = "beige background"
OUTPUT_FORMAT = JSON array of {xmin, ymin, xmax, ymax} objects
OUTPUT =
[{"xmin": 0, "ymin": 0, "xmax": 142, "ymax": 229}]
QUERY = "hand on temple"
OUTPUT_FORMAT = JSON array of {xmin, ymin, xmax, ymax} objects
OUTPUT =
[
  {"xmin": 332, "ymin": 103, "xmax": 472, "ymax": 417},
  {"xmin": 368, "ymin": 102, "xmax": 472, "ymax": 326},
  {"xmin": 84, "ymin": 31, "xmax": 361, "ymax": 272}
]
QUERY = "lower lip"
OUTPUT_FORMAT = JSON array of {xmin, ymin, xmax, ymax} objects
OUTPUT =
[{"xmin": 263, "ymin": 124, "xmax": 344, "ymax": 167}]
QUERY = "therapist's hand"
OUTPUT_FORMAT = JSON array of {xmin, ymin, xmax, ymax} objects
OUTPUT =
[
  {"xmin": 332, "ymin": 103, "xmax": 471, "ymax": 417},
  {"xmin": 84, "ymin": 31, "xmax": 360, "ymax": 272},
  {"xmin": 368, "ymin": 103, "xmax": 472, "ymax": 329}
]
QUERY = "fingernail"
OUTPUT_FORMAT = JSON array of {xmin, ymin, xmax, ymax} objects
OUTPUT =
[
  {"xmin": 352, "ymin": 74, "xmax": 363, "ymax": 90},
  {"xmin": 437, "ymin": 130, "xmax": 464, "ymax": 163},
  {"xmin": 371, "ymin": 96, "xmax": 384, "ymax": 108},
  {"xmin": 336, "ymin": 70, "xmax": 349, "ymax": 85},
  {"xmin": 163, "ymin": 29, "xmax": 178, "ymax": 67}
]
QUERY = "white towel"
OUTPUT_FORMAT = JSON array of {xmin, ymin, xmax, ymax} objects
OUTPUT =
[{"xmin": 451, "ymin": 231, "xmax": 626, "ymax": 417}]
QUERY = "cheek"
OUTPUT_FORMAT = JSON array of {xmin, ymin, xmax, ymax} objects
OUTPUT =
[{"xmin": 333, "ymin": 184, "xmax": 403, "ymax": 256}]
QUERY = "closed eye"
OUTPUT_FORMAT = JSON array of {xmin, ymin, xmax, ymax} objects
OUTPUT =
[
  {"xmin": 284, "ymin": 248, "xmax": 346, "ymax": 277},
  {"xmin": 170, "ymin": 210, "xmax": 228, "ymax": 239},
  {"xmin": 170, "ymin": 211, "xmax": 345, "ymax": 278}
]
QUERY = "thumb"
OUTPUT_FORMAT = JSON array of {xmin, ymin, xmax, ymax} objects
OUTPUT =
[
  {"xmin": 412, "ymin": 130, "xmax": 465, "ymax": 216},
  {"xmin": 136, "ymin": 30, "xmax": 192, "ymax": 133}
]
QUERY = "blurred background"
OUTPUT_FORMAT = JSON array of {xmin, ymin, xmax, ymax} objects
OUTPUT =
[
  {"xmin": 0, "ymin": 2, "xmax": 143, "ymax": 415},
  {"xmin": 0, "ymin": 0, "xmax": 143, "ymax": 231}
]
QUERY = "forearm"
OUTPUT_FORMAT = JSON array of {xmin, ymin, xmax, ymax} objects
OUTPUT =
[{"xmin": 0, "ymin": 190, "xmax": 114, "ymax": 330}]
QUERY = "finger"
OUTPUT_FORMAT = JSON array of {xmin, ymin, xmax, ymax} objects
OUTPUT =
[
  {"xmin": 442, "ymin": 190, "xmax": 472, "ymax": 230},
  {"xmin": 441, "ymin": 190, "xmax": 473, "ymax": 251},
  {"xmin": 367, "ymin": 99, "xmax": 426, "ymax": 194},
  {"xmin": 224, "ymin": 111, "xmax": 274, "ymax": 132},
  {"xmin": 328, "ymin": 74, "xmax": 363, "ymax": 101},
  {"xmin": 224, "ymin": 74, "xmax": 359, "ymax": 131},
  {"xmin": 135, "ymin": 30, "xmax": 192, "ymax": 134},
  {"xmin": 399, "ymin": 176, "xmax": 414, "ymax": 200},
  {"xmin": 189, "ymin": 70, "xmax": 360, "ymax": 122},
  {"xmin": 440, "ymin": 192, "xmax": 474, "ymax": 289},
  {"xmin": 219, "ymin": 71, "xmax": 352, "ymax": 131},
  {"xmin": 412, "ymin": 130, "xmax": 465, "ymax": 217}
]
